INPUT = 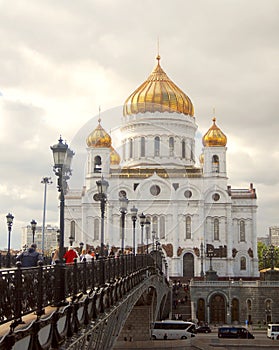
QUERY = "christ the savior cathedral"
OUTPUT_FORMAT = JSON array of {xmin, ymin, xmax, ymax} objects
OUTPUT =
[{"xmin": 65, "ymin": 55, "xmax": 259, "ymax": 279}]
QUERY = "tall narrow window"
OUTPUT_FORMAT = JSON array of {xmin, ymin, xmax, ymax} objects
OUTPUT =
[
  {"xmin": 169, "ymin": 137, "xmax": 174, "ymax": 156},
  {"xmin": 70, "ymin": 221, "xmax": 76, "ymax": 240},
  {"xmin": 122, "ymin": 140, "xmax": 126, "ymax": 160},
  {"xmin": 212, "ymin": 155, "xmax": 219, "ymax": 173},
  {"xmin": 153, "ymin": 216, "xmax": 158, "ymax": 238},
  {"xmin": 140, "ymin": 137, "xmax": 145, "ymax": 157},
  {"xmin": 129, "ymin": 138, "xmax": 133, "ymax": 158},
  {"xmin": 160, "ymin": 216, "xmax": 165, "ymax": 239},
  {"xmin": 240, "ymin": 256, "xmax": 246, "ymax": 270},
  {"xmin": 146, "ymin": 216, "xmax": 151, "ymax": 240},
  {"xmin": 94, "ymin": 156, "xmax": 102, "ymax": 173},
  {"xmin": 182, "ymin": 140, "xmax": 186, "ymax": 159},
  {"xmin": 94, "ymin": 218, "xmax": 100, "ymax": 240},
  {"xmin": 186, "ymin": 216, "xmax": 191, "ymax": 239},
  {"xmin": 214, "ymin": 218, "xmax": 219, "ymax": 240},
  {"xmin": 240, "ymin": 220, "xmax": 245, "ymax": 242},
  {"xmin": 154, "ymin": 137, "xmax": 160, "ymax": 156}
]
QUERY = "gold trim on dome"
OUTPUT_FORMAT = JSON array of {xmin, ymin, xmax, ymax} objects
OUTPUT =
[
  {"xmin": 123, "ymin": 56, "xmax": 194, "ymax": 117},
  {"xmin": 202, "ymin": 117, "xmax": 227, "ymax": 147},
  {"xmin": 86, "ymin": 119, "xmax": 111, "ymax": 148}
]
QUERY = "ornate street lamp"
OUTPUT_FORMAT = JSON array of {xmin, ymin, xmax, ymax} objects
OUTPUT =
[
  {"xmin": 139, "ymin": 213, "xmax": 146, "ymax": 255},
  {"xmin": 207, "ymin": 246, "xmax": 214, "ymax": 271},
  {"xmin": 96, "ymin": 176, "xmax": 109, "ymax": 257},
  {"xmin": 200, "ymin": 241, "xmax": 204, "ymax": 278},
  {"xmin": 119, "ymin": 196, "xmax": 129, "ymax": 254},
  {"xmin": 51, "ymin": 136, "xmax": 74, "ymax": 262},
  {"xmin": 6, "ymin": 213, "xmax": 14, "ymax": 268},
  {"xmin": 41, "ymin": 176, "xmax": 52, "ymax": 255},
  {"xmin": 145, "ymin": 218, "xmax": 151, "ymax": 254},
  {"xmin": 30, "ymin": 219, "xmax": 37, "ymax": 244},
  {"xmin": 130, "ymin": 205, "xmax": 138, "ymax": 255}
]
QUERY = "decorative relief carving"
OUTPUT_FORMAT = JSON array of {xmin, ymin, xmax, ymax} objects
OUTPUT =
[
  {"xmin": 248, "ymin": 248, "xmax": 253, "ymax": 258},
  {"xmin": 193, "ymin": 247, "xmax": 200, "ymax": 257},
  {"xmin": 162, "ymin": 244, "xmax": 173, "ymax": 257},
  {"xmin": 232, "ymin": 248, "xmax": 238, "ymax": 258}
]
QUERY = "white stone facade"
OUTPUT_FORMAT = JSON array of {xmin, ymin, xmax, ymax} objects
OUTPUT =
[{"xmin": 64, "ymin": 60, "xmax": 259, "ymax": 279}]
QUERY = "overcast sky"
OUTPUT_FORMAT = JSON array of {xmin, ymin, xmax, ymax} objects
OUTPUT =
[{"xmin": 0, "ymin": 0, "xmax": 278, "ymax": 249}]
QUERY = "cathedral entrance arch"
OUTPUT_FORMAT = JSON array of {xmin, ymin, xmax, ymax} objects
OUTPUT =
[
  {"xmin": 183, "ymin": 253, "xmax": 194, "ymax": 280},
  {"xmin": 210, "ymin": 294, "xmax": 225, "ymax": 324}
]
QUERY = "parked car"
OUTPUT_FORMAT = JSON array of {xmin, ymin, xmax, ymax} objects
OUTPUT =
[{"xmin": 195, "ymin": 326, "xmax": 212, "ymax": 333}]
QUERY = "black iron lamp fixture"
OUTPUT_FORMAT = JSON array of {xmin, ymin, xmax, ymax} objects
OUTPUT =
[
  {"xmin": 139, "ymin": 213, "xmax": 146, "ymax": 254},
  {"xmin": 130, "ymin": 205, "xmax": 138, "ymax": 255},
  {"xmin": 96, "ymin": 176, "xmax": 109, "ymax": 257},
  {"xmin": 30, "ymin": 219, "xmax": 37, "ymax": 244},
  {"xmin": 6, "ymin": 213, "xmax": 14, "ymax": 268}
]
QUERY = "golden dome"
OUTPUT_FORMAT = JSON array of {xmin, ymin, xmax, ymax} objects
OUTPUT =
[
  {"xmin": 123, "ymin": 55, "xmax": 194, "ymax": 117},
  {"xmin": 110, "ymin": 146, "xmax": 120, "ymax": 165},
  {"xmin": 202, "ymin": 117, "xmax": 227, "ymax": 147},
  {"xmin": 86, "ymin": 119, "xmax": 111, "ymax": 148}
]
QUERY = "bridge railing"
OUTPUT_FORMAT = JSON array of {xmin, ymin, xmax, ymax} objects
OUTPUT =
[{"xmin": 0, "ymin": 254, "xmax": 154, "ymax": 326}]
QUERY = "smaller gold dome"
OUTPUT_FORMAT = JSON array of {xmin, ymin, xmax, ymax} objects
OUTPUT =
[
  {"xmin": 202, "ymin": 117, "xmax": 227, "ymax": 147},
  {"xmin": 86, "ymin": 119, "xmax": 111, "ymax": 148},
  {"xmin": 110, "ymin": 146, "xmax": 120, "ymax": 165}
]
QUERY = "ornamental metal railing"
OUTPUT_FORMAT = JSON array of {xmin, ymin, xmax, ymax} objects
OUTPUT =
[{"xmin": 0, "ymin": 254, "xmax": 153, "ymax": 326}]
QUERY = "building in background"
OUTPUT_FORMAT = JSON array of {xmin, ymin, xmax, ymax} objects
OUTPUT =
[
  {"xmin": 269, "ymin": 226, "xmax": 279, "ymax": 246},
  {"xmin": 21, "ymin": 224, "xmax": 59, "ymax": 254}
]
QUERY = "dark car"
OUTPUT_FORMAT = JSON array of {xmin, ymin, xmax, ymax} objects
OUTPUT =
[
  {"xmin": 195, "ymin": 326, "xmax": 212, "ymax": 333},
  {"xmin": 218, "ymin": 327, "xmax": 254, "ymax": 339}
]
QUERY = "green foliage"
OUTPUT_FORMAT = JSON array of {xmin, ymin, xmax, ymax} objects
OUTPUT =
[{"xmin": 258, "ymin": 242, "xmax": 279, "ymax": 270}]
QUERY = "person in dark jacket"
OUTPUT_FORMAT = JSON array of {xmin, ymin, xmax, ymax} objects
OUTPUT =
[{"xmin": 17, "ymin": 243, "xmax": 43, "ymax": 267}]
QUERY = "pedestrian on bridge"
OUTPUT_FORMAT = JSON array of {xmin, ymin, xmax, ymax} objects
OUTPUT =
[{"xmin": 16, "ymin": 243, "xmax": 43, "ymax": 267}]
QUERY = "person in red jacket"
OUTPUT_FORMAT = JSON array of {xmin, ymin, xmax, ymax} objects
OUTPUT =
[{"xmin": 63, "ymin": 246, "xmax": 79, "ymax": 263}]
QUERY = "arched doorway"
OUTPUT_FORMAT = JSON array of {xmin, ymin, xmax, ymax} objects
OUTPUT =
[
  {"xmin": 183, "ymin": 253, "xmax": 194, "ymax": 280},
  {"xmin": 210, "ymin": 294, "xmax": 225, "ymax": 324}
]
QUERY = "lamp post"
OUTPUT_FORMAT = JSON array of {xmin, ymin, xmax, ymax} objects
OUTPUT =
[
  {"xmin": 96, "ymin": 176, "xmax": 109, "ymax": 257},
  {"xmin": 200, "ymin": 241, "xmax": 204, "ymax": 278},
  {"xmin": 6, "ymin": 213, "xmax": 14, "ymax": 268},
  {"xmin": 139, "ymin": 213, "xmax": 146, "ymax": 255},
  {"xmin": 51, "ymin": 136, "xmax": 74, "ymax": 261},
  {"xmin": 130, "ymin": 205, "xmax": 138, "ymax": 255},
  {"xmin": 208, "ymin": 246, "xmax": 214, "ymax": 271},
  {"xmin": 41, "ymin": 176, "xmax": 52, "ymax": 255},
  {"xmin": 119, "ymin": 196, "xmax": 129, "ymax": 254},
  {"xmin": 30, "ymin": 219, "xmax": 37, "ymax": 244},
  {"xmin": 145, "ymin": 218, "xmax": 151, "ymax": 254},
  {"xmin": 270, "ymin": 245, "xmax": 275, "ymax": 270}
]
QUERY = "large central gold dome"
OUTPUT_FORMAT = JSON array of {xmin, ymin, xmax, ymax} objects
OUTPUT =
[{"xmin": 123, "ymin": 56, "xmax": 194, "ymax": 117}]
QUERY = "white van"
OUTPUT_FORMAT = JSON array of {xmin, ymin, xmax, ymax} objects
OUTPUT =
[
  {"xmin": 151, "ymin": 320, "xmax": 196, "ymax": 340},
  {"xmin": 267, "ymin": 324, "xmax": 279, "ymax": 339}
]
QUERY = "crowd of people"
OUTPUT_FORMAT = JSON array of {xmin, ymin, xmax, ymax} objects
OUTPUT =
[{"xmin": 15, "ymin": 244, "xmax": 135, "ymax": 267}]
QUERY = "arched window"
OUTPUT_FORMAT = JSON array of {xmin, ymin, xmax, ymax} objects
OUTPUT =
[
  {"xmin": 129, "ymin": 138, "xmax": 133, "ymax": 158},
  {"xmin": 94, "ymin": 156, "xmax": 102, "ymax": 173},
  {"xmin": 182, "ymin": 140, "xmax": 186, "ymax": 159},
  {"xmin": 146, "ymin": 216, "xmax": 151, "ymax": 240},
  {"xmin": 94, "ymin": 218, "xmax": 100, "ymax": 241},
  {"xmin": 140, "ymin": 137, "xmax": 145, "ymax": 157},
  {"xmin": 169, "ymin": 137, "xmax": 174, "ymax": 156},
  {"xmin": 70, "ymin": 221, "xmax": 76, "ymax": 240},
  {"xmin": 240, "ymin": 220, "xmax": 245, "ymax": 242},
  {"xmin": 214, "ymin": 218, "xmax": 219, "ymax": 240},
  {"xmin": 212, "ymin": 155, "xmax": 219, "ymax": 173},
  {"xmin": 160, "ymin": 216, "xmax": 165, "ymax": 239},
  {"xmin": 154, "ymin": 137, "xmax": 160, "ymax": 156},
  {"xmin": 186, "ymin": 216, "xmax": 191, "ymax": 239},
  {"xmin": 240, "ymin": 256, "xmax": 246, "ymax": 270},
  {"xmin": 153, "ymin": 216, "xmax": 158, "ymax": 238}
]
